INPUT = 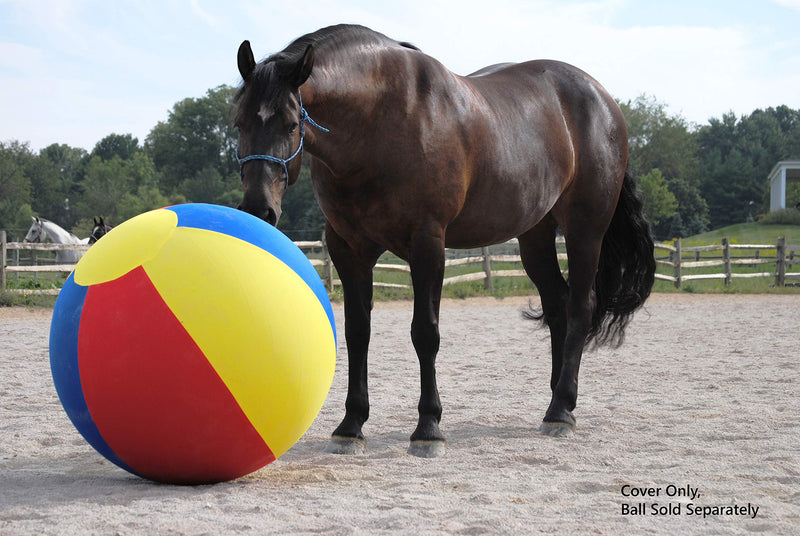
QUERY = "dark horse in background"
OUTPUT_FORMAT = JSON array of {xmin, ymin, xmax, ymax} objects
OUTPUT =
[
  {"xmin": 89, "ymin": 217, "xmax": 113, "ymax": 244},
  {"xmin": 235, "ymin": 25, "xmax": 655, "ymax": 457}
]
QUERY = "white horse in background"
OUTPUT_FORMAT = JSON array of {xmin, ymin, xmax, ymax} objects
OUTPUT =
[{"xmin": 23, "ymin": 217, "xmax": 89, "ymax": 264}]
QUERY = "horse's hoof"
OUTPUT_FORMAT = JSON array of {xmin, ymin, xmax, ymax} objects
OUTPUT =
[
  {"xmin": 540, "ymin": 421, "xmax": 575, "ymax": 438},
  {"xmin": 323, "ymin": 436, "xmax": 366, "ymax": 455},
  {"xmin": 407, "ymin": 440, "xmax": 446, "ymax": 458}
]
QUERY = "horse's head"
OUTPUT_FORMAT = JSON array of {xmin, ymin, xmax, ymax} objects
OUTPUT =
[
  {"xmin": 89, "ymin": 217, "xmax": 108, "ymax": 244},
  {"xmin": 234, "ymin": 40, "xmax": 315, "ymax": 225},
  {"xmin": 24, "ymin": 216, "xmax": 44, "ymax": 243}
]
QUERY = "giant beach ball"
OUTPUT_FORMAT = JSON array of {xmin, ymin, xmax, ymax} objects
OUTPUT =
[{"xmin": 49, "ymin": 204, "xmax": 336, "ymax": 484}]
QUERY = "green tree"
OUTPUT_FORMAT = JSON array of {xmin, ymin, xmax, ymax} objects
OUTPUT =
[
  {"xmin": 77, "ymin": 152, "xmax": 160, "ymax": 223},
  {"xmin": 667, "ymin": 212, "xmax": 684, "ymax": 240},
  {"xmin": 0, "ymin": 142, "xmax": 33, "ymax": 232},
  {"xmin": 39, "ymin": 143, "xmax": 89, "ymax": 228},
  {"xmin": 666, "ymin": 178, "xmax": 709, "ymax": 237},
  {"xmin": 145, "ymin": 85, "xmax": 238, "ymax": 196},
  {"xmin": 638, "ymin": 169, "xmax": 677, "ymax": 228},
  {"xmin": 618, "ymin": 95, "xmax": 707, "ymax": 238},
  {"xmin": 619, "ymin": 95, "xmax": 699, "ymax": 183},
  {"xmin": 92, "ymin": 133, "xmax": 140, "ymax": 161},
  {"xmin": 5, "ymin": 143, "xmax": 73, "ymax": 227},
  {"xmin": 118, "ymin": 185, "xmax": 170, "ymax": 222},
  {"xmin": 180, "ymin": 166, "xmax": 240, "ymax": 206}
]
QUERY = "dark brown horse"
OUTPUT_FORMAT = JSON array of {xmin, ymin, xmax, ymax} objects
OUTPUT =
[
  {"xmin": 88, "ymin": 217, "xmax": 113, "ymax": 244},
  {"xmin": 235, "ymin": 24, "xmax": 655, "ymax": 458}
]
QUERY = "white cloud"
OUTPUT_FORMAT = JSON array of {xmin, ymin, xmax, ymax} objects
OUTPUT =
[{"xmin": 773, "ymin": 0, "xmax": 800, "ymax": 11}]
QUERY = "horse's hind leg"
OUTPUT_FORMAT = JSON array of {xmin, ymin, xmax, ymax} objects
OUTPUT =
[
  {"xmin": 518, "ymin": 216, "xmax": 569, "ymax": 394},
  {"xmin": 407, "ymin": 222, "xmax": 447, "ymax": 458},
  {"xmin": 540, "ymin": 216, "xmax": 607, "ymax": 436},
  {"xmin": 323, "ymin": 223, "xmax": 384, "ymax": 455}
]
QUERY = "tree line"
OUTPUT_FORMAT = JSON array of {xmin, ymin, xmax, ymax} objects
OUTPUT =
[{"xmin": 2, "ymin": 86, "xmax": 799, "ymax": 241}]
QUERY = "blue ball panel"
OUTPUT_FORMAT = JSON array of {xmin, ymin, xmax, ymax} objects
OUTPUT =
[
  {"xmin": 49, "ymin": 273, "xmax": 137, "ymax": 476},
  {"xmin": 166, "ymin": 204, "xmax": 335, "ymax": 339}
]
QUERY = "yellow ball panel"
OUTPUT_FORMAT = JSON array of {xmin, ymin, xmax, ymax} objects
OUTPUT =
[
  {"xmin": 142, "ymin": 227, "xmax": 335, "ymax": 458},
  {"xmin": 74, "ymin": 209, "xmax": 177, "ymax": 287}
]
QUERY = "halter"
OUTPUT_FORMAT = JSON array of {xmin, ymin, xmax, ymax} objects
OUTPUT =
[{"xmin": 236, "ymin": 92, "xmax": 329, "ymax": 189}]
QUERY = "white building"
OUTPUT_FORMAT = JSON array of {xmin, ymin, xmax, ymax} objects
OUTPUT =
[{"xmin": 768, "ymin": 160, "xmax": 800, "ymax": 212}]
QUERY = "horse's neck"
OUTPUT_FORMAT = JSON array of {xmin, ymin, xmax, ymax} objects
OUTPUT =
[
  {"xmin": 305, "ymin": 46, "xmax": 404, "ymax": 173},
  {"xmin": 43, "ymin": 221, "xmax": 80, "ymax": 244}
]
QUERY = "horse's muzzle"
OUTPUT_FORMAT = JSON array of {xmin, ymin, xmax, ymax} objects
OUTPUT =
[{"xmin": 237, "ymin": 204, "xmax": 280, "ymax": 227}]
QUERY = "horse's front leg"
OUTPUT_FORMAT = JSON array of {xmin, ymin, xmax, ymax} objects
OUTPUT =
[
  {"xmin": 323, "ymin": 224, "xmax": 384, "ymax": 455},
  {"xmin": 407, "ymin": 224, "xmax": 447, "ymax": 458}
]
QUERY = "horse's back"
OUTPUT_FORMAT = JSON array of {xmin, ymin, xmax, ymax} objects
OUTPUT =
[
  {"xmin": 465, "ymin": 59, "xmax": 621, "ymax": 120},
  {"xmin": 439, "ymin": 59, "xmax": 626, "ymax": 247},
  {"xmin": 467, "ymin": 63, "xmax": 517, "ymax": 77}
]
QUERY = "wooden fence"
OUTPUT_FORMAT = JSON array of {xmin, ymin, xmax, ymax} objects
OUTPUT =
[
  {"xmin": 1, "ymin": 231, "xmax": 91, "ymax": 295},
  {"xmin": 306, "ymin": 239, "xmax": 550, "ymax": 292},
  {"xmin": 654, "ymin": 237, "xmax": 800, "ymax": 288},
  {"xmin": 2, "ymin": 229, "xmax": 797, "ymax": 295}
]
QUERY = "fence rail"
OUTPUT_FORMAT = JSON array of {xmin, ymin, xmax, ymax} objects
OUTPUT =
[{"xmin": 2, "ymin": 229, "xmax": 798, "ymax": 295}]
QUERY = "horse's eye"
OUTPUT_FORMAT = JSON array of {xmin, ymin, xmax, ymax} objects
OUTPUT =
[{"xmin": 288, "ymin": 122, "xmax": 299, "ymax": 134}]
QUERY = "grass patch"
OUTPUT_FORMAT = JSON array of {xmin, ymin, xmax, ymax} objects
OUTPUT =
[
  {"xmin": 674, "ymin": 222, "xmax": 800, "ymax": 248},
  {"xmin": 0, "ymin": 290, "xmax": 58, "ymax": 307}
]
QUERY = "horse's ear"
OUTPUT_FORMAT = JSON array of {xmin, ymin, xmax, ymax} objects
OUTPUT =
[
  {"xmin": 288, "ymin": 44, "xmax": 314, "ymax": 87},
  {"xmin": 94, "ymin": 217, "xmax": 99, "ymax": 226},
  {"xmin": 238, "ymin": 40, "xmax": 256, "ymax": 80}
]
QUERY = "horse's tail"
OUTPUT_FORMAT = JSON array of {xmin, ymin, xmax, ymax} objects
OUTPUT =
[{"xmin": 589, "ymin": 170, "xmax": 656, "ymax": 346}]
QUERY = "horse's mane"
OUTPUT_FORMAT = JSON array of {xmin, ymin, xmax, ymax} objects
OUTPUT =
[{"xmin": 236, "ymin": 25, "xmax": 419, "ymax": 113}]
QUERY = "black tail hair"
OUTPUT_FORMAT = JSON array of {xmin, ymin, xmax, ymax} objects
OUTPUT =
[{"xmin": 589, "ymin": 170, "xmax": 656, "ymax": 346}]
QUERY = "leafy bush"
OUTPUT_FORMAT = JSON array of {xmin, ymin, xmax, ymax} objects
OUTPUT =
[
  {"xmin": 758, "ymin": 209, "xmax": 800, "ymax": 226},
  {"xmin": 0, "ymin": 291, "xmax": 15, "ymax": 307}
]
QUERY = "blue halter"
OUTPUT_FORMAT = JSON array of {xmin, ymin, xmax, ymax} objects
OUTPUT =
[{"xmin": 237, "ymin": 92, "xmax": 329, "ymax": 188}]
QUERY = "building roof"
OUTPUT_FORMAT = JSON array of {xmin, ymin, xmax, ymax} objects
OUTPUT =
[{"xmin": 768, "ymin": 160, "xmax": 800, "ymax": 182}]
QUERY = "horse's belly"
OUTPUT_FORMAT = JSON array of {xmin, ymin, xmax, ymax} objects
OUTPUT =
[
  {"xmin": 444, "ymin": 197, "xmax": 550, "ymax": 249},
  {"xmin": 444, "ymin": 165, "xmax": 568, "ymax": 248}
]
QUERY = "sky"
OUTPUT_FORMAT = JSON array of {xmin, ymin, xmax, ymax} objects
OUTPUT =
[{"xmin": 1, "ymin": 0, "xmax": 799, "ymax": 153}]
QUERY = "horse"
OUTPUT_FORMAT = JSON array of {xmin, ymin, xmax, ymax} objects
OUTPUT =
[
  {"xmin": 234, "ymin": 24, "xmax": 656, "ymax": 458},
  {"xmin": 89, "ymin": 217, "xmax": 114, "ymax": 244},
  {"xmin": 23, "ymin": 217, "xmax": 88, "ymax": 264}
]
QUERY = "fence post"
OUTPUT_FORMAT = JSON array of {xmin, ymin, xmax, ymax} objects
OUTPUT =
[
  {"xmin": 321, "ymin": 230, "xmax": 334, "ymax": 292},
  {"xmin": 776, "ymin": 237, "xmax": 786, "ymax": 287},
  {"xmin": 673, "ymin": 238, "xmax": 682, "ymax": 289},
  {"xmin": 722, "ymin": 237, "xmax": 731, "ymax": 286},
  {"xmin": 481, "ymin": 246, "xmax": 493, "ymax": 293},
  {"xmin": 1, "ymin": 230, "xmax": 6, "ymax": 291}
]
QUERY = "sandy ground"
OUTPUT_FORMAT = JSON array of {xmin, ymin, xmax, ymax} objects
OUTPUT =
[{"xmin": 0, "ymin": 293, "xmax": 798, "ymax": 535}]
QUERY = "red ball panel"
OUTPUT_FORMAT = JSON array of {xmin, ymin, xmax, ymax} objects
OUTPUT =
[{"xmin": 78, "ymin": 266, "xmax": 276, "ymax": 484}]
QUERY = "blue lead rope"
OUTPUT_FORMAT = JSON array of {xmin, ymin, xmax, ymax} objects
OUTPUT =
[{"xmin": 237, "ymin": 92, "xmax": 329, "ymax": 188}]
